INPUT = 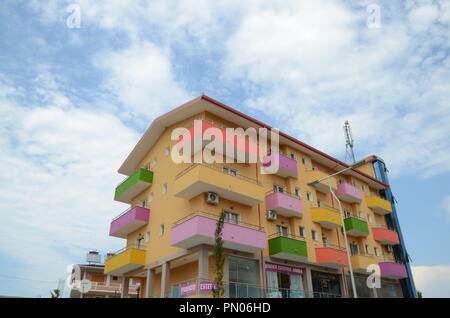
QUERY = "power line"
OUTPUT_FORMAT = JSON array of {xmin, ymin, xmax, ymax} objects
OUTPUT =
[{"xmin": 0, "ymin": 274, "xmax": 61, "ymax": 284}]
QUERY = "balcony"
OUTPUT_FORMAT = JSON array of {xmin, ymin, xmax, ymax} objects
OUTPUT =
[
  {"xmin": 365, "ymin": 196, "xmax": 392, "ymax": 215},
  {"xmin": 177, "ymin": 119, "xmax": 259, "ymax": 162},
  {"xmin": 104, "ymin": 246, "xmax": 146, "ymax": 276},
  {"xmin": 262, "ymin": 152, "xmax": 298, "ymax": 178},
  {"xmin": 109, "ymin": 206, "xmax": 150, "ymax": 238},
  {"xmin": 350, "ymin": 253, "xmax": 378, "ymax": 274},
  {"xmin": 311, "ymin": 205, "xmax": 342, "ymax": 229},
  {"xmin": 315, "ymin": 244, "xmax": 348, "ymax": 269},
  {"xmin": 379, "ymin": 262, "xmax": 408, "ymax": 279},
  {"xmin": 170, "ymin": 211, "xmax": 266, "ymax": 253},
  {"xmin": 268, "ymin": 233, "xmax": 308, "ymax": 262},
  {"xmin": 335, "ymin": 182, "xmax": 362, "ymax": 203},
  {"xmin": 174, "ymin": 163, "xmax": 265, "ymax": 206},
  {"xmin": 344, "ymin": 216, "xmax": 369, "ymax": 237},
  {"xmin": 265, "ymin": 191, "xmax": 303, "ymax": 218},
  {"xmin": 372, "ymin": 226, "xmax": 400, "ymax": 245},
  {"xmin": 114, "ymin": 168, "xmax": 153, "ymax": 204},
  {"xmin": 306, "ymin": 170, "xmax": 337, "ymax": 194}
]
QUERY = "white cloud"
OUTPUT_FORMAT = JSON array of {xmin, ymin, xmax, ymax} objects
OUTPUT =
[
  {"xmin": 93, "ymin": 41, "xmax": 191, "ymax": 123},
  {"xmin": 412, "ymin": 265, "xmax": 450, "ymax": 297},
  {"xmin": 0, "ymin": 79, "xmax": 139, "ymax": 297},
  {"xmin": 408, "ymin": 3, "xmax": 439, "ymax": 31},
  {"xmin": 222, "ymin": 0, "xmax": 450, "ymax": 177}
]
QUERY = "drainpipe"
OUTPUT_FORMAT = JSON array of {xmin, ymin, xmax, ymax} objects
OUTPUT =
[{"xmin": 256, "ymin": 160, "xmax": 266, "ymax": 297}]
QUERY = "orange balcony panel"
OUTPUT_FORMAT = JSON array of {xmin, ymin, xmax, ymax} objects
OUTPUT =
[
  {"xmin": 372, "ymin": 227, "xmax": 400, "ymax": 245},
  {"xmin": 315, "ymin": 247, "xmax": 348, "ymax": 269}
]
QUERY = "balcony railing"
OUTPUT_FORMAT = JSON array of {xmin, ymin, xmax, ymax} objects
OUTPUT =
[
  {"xmin": 169, "ymin": 278, "xmax": 342, "ymax": 298},
  {"xmin": 171, "ymin": 211, "xmax": 266, "ymax": 253},
  {"xmin": 265, "ymin": 190, "xmax": 303, "ymax": 218},
  {"xmin": 175, "ymin": 163, "xmax": 261, "ymax": 185},
  {"xmin": 267, "ymin": 232, "xmax": 308, "ymax": 262},
  {"xmin": 172, "ymin": 211, "xmax": 263, "ymax": 231}
]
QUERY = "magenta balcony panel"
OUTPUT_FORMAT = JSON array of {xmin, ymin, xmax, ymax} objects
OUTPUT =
[
  {"xmin": 171, "ymin": 214, "xmax": 266, "ymax": 253},
  {"xmin": 265, "ymin": 192, "xmax": 303, "ymax": 218},
  {"xmin": 379, "ymin": 262, "xmax": 408, "ymax": 279},
  {"xmin": 109, "ymin": 207, "xmax": 150, "ymax": 238},
  {"xmin": 335, "ymin": 183, "xmax": 363, "ymax": 203},
  {"xmin": 263, "ymin": 152, "xmax": 298, "ymax": 178}
]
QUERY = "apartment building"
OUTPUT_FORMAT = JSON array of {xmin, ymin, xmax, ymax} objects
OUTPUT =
[
  {"xmin": 69, "ymin": 262, "xmax": 139, "ymax": 298},
  {"xmin": 103, "ymin": 94, "xmax": 416, "ymax": 298}
]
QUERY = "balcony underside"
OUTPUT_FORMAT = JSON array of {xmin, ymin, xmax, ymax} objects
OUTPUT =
[{"xmin": 174, "ymin": 165, "xmax": 264, "ymax": 206}]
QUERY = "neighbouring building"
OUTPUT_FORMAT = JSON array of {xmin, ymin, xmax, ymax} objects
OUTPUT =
[
  {"xmin": 103, "ymin": 94, "xmax": 416, "ymax": 298},
  {"xmin": 70, "ymin": 253, "xmax": 139, "ymax": 298}
]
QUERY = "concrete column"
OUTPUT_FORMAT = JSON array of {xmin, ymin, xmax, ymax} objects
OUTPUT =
[
  {"xmin": 198, "ymin": 247, "xmax": 209, "ymax": 279},
  {"xmin": 160, "ymin": 262, "xmax": 170, "ymax": 298},
  {"xmin": 121, "ymin": 277, "xmax": 129, "ymax": 298},
  {"xmin": 304, "ymin": 268, "xmax": 314, "ymax": 298},
  {"xmin": 145, "ymin": 269, "xmax": 155, "ymax": 298},
  {"xmin": 106, "ymin": 274, "xmax": 111, "ymax": 287}
]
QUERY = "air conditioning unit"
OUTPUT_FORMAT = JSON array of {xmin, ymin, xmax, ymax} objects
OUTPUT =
[
  {"xmin": 206, "ymin": 192, "xmax": 219, "ymax": 205},
  {"xmin": 266, "ymin": 210, "xmax": 277, "ymax": 221},
  {"xmin": 386, "ymin": 245, "xmax": 393, "ymax": 253}
]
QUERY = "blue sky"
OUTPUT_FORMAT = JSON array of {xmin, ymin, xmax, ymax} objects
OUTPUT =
[{"xmin": 0, "ymin": 0, "xmax": 449, "ymax": 297}]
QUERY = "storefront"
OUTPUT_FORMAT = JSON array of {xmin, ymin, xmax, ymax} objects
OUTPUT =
[
  {"xmin": 228, "ymin": 256, "xmax": 261, "ymax": 298},
  {"xmin": 265, "ymin": 262, "xmax": 305, "ymax": 298},
  {"xmin": 311, "ymin": 271, "xmax": 342, "ymax": 298}
]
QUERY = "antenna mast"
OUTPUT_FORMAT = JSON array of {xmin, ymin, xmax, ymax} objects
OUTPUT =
[{"xmin": 343, "ymin": 120, "xmax": 356, "ymax": 164}]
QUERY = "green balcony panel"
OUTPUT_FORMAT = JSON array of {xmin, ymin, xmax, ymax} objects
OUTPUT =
[
  {"xmin": 268, "ymin": 236, "xmax": 308, "ymax": 262},
  {"xmin": 344, "ymin": 217, "xmax": 369, "ymax": 237},
  {"xmin": 114, "ymin": 168, "xmax": 153, "ymax": 203}
]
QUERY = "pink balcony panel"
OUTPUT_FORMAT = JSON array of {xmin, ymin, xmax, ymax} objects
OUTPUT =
[
  {"xmin": 109, "ymin": 207, "xmax": 150, "ymax": 238},
  {"xmin": 265, "ymin": 192, "xmax": 303, "ymax": 218},
  {"xmin": 171, "ymin": 215, "xmax": 266, "ymax": 253},
  {"xmin": 335, "ymin": 183, "xmax": 363, "ymax": 203},
  {"xmin": 263, "ymin": 152, "xmax": 298, "ymax": 178},
  {"xmin": 379, "ymin": 262, "xmax": 408, "ymax": 279}
]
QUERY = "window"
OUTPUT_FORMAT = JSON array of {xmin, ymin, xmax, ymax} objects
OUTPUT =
[
  {"xmin": 290, "ymin": 152, "xmax": 297, "ymax": 160},
  {"xmin": 141, "ymin": 199, "xmax": 147, "ymax": 208},
  {"xmin": 112, "ymin": 276, "xmax": 118, "ymax": 281},
  {"xmin": 159, "ymin": 224, "xmax": 165, "ymax": 236},
  {"xmin": 149, "ymin": 192, "xmax": 154, "ymax": 202},
  {"xmin": 311, "ymin": 230, "xmax": 318, "ymax": 241},
  {"xmin": 145, "ymin": 231, "xmax": 150, "ymax": 242},
  {"xmin": 299, "ymin": 226, "xmax": 306, "ymax": 238},
  {"xmin": 276, "ymin": 225, "xmax": 289, "ymax": 237},
  {"xmin": 224, "ymin": 211, "xmax": 239, "ymax": 225},
  {"xmin": 374, "ymin": 247, "xmax": 379, "ymax": 257},
  {"xmin": 350, "ymin": 242, "xmax": 359, "ymax": 255},
  {"xmin": 150, "ymin": 157, "xmax": 157, "ymax": 168},
  {"xmin": 365, "ymin": 244, "xmax": 371, "ymax": 255},
  {"xmin": 165, "ymin": 146, "xmax": 170, "ymax": 156},
  {"xmin": 367, "ymin": 213, "xmax": 372, "ymax": 223},
  {"xmin": 361, "ymin": 184, "xmax": 366, "ymax": 192},
  {"xmin": 306, "ymin": 191, "xmax": 313, "ymax": 202},
  {"xmin": 223, "ymin": 166, "xmax": 238, "ymax": 176},
  {"xmin": 295, "ymin": 187, "xmax": 301, "ymax": 198},
  {"xmin": 273, "ymin": 184, "xmax": 286, "ymax": 193},
  {"xmin": 317, "ymin": 200, "xmax": 323, "ymax": 207},
  {"xmin": 136, "ymin": 234, "xmax": 144, "ymax": 248},
  {"xmin": 301, "ymin": 157, "xmax": 306, "ymax": 165},
  {"xmin": 162, "ymin": 183, "xmax": 167, "ymax": 194},
  {"xmin": 358, "ymin": 210, "xmax": 363, "ymax": 218}
]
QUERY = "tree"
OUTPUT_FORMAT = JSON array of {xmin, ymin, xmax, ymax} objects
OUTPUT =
[
  {"xmin": 212, "ymin": 211, "xmax": 226, "ymax": 298},
  {"xmin": 50, "ymin": 289, "xmax": 61, "ymax": 298},
  {"xmin": 417, "ymin": 290, "xmax": 423, "ymax": 298}
]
